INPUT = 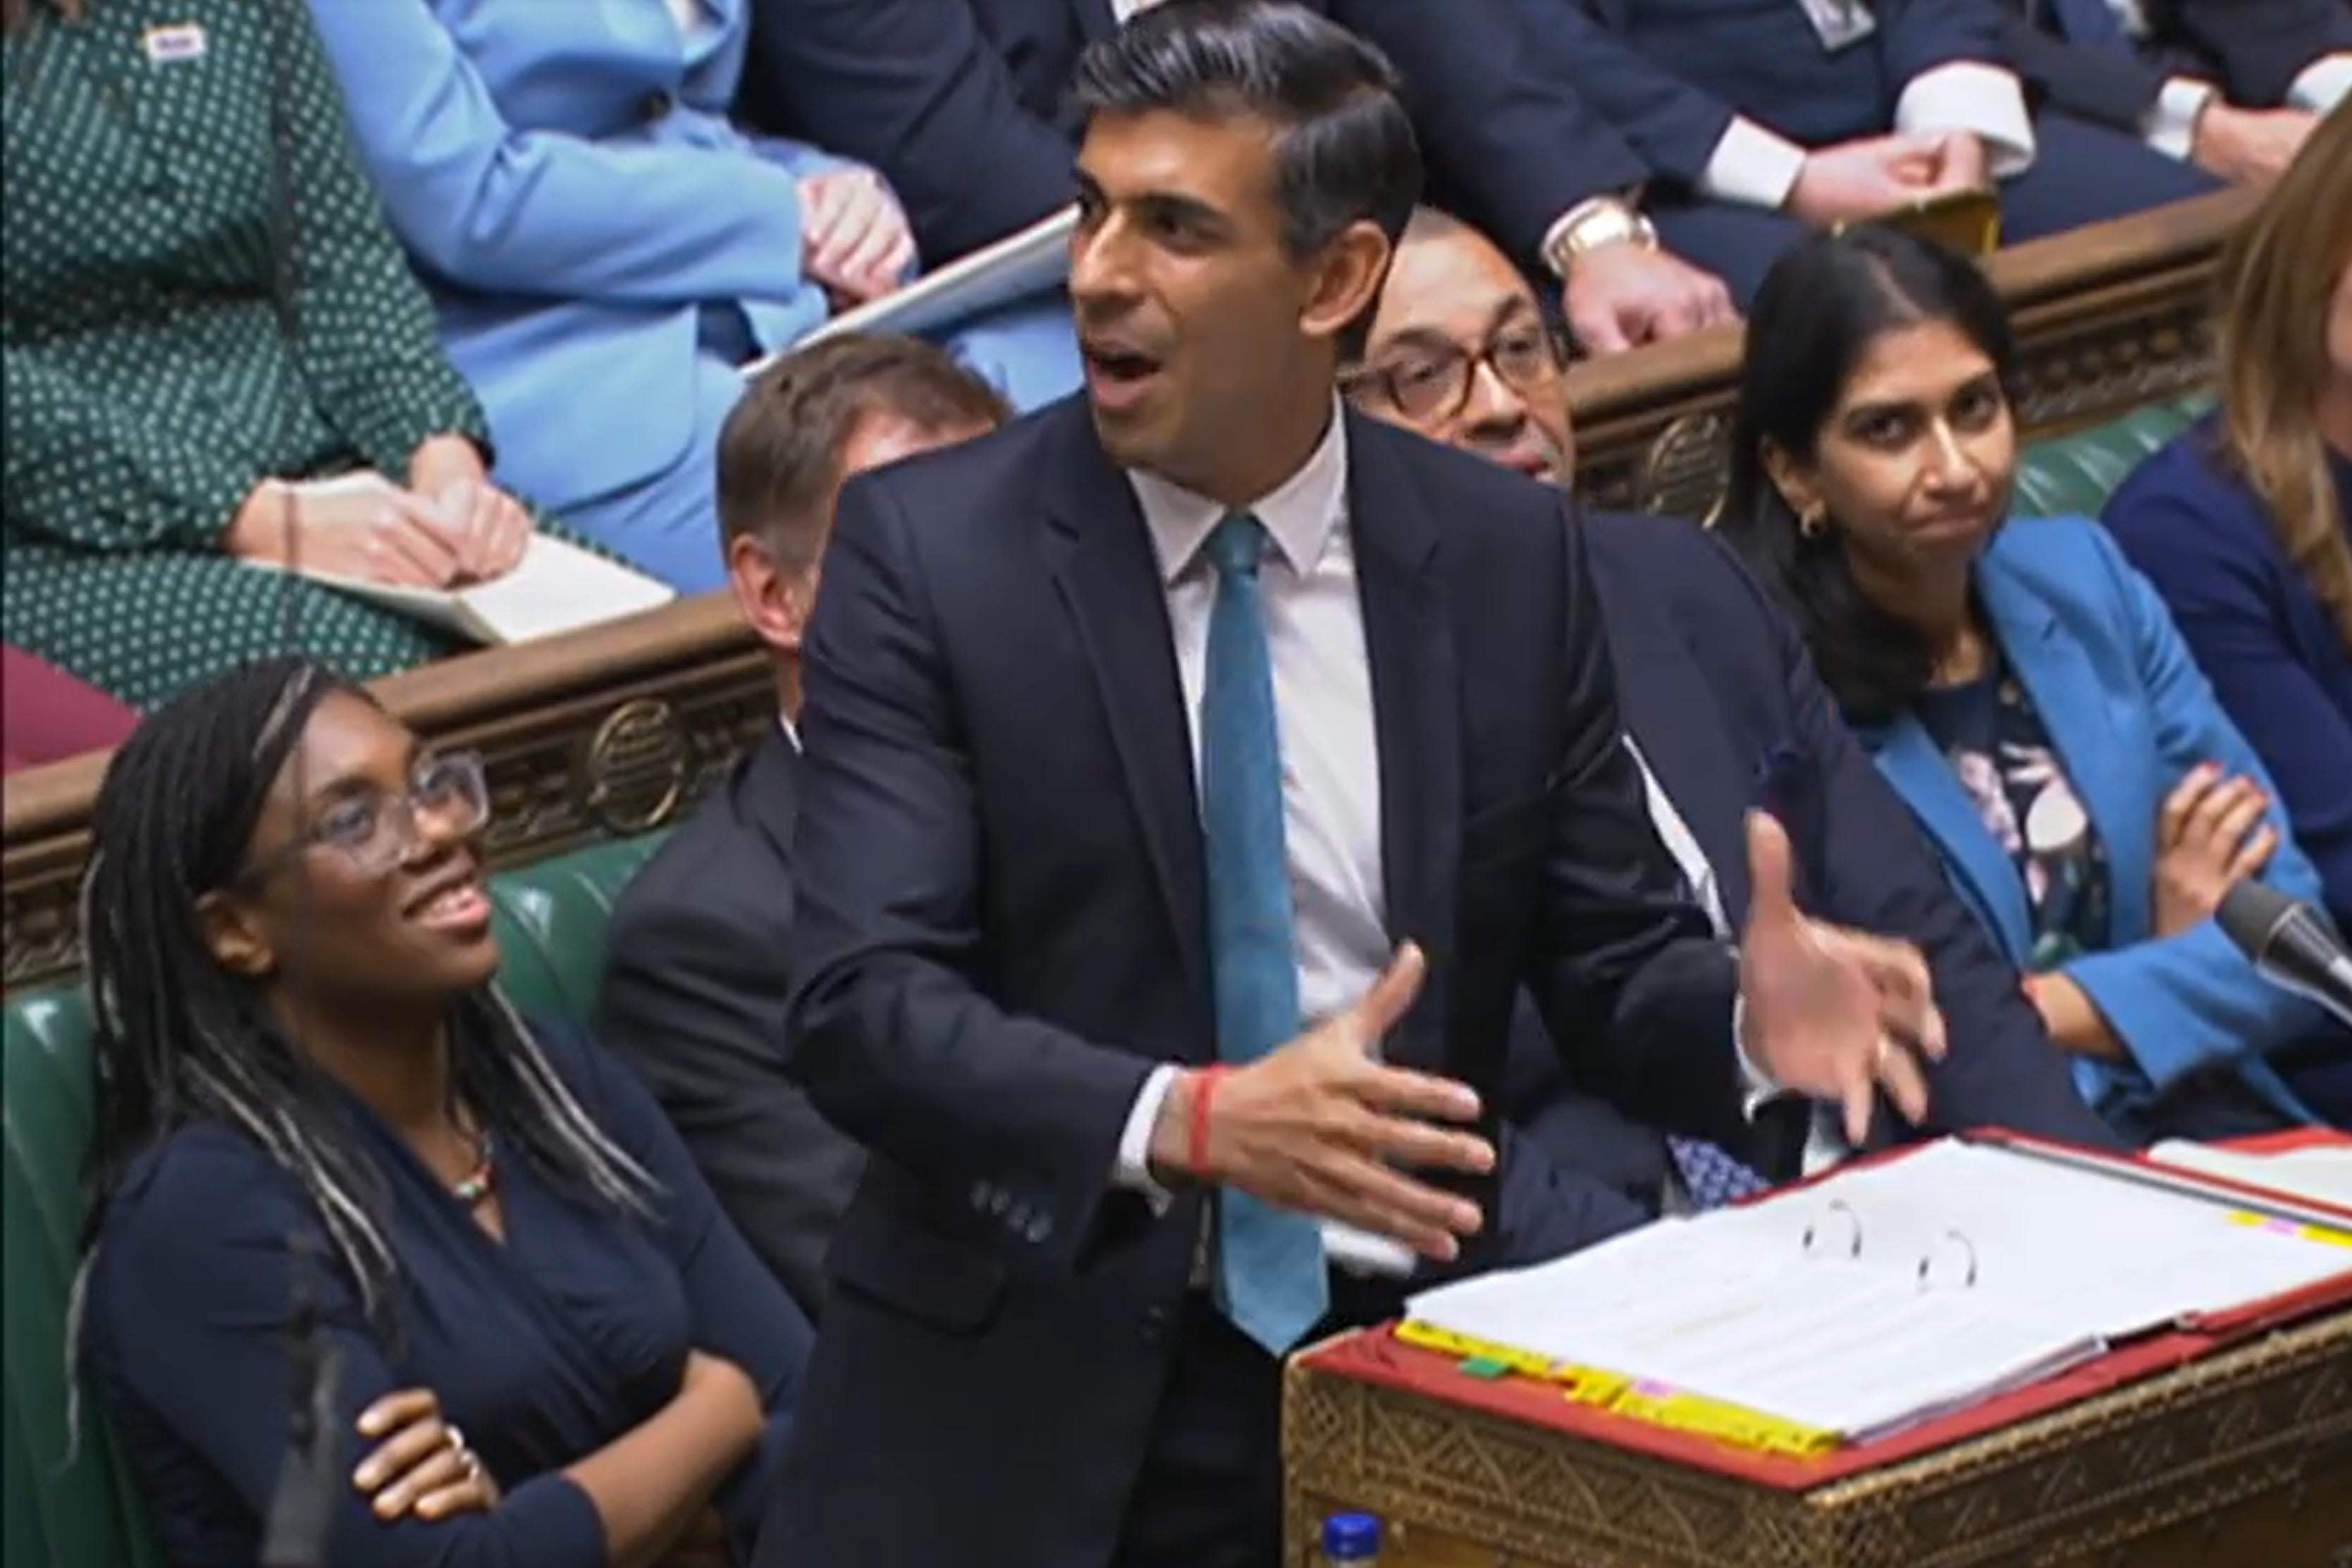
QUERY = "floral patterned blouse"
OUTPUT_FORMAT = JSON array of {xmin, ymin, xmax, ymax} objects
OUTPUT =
[{"xmin": 1915, "ymin": 655, "xmax": 2113, "ymax": 973}]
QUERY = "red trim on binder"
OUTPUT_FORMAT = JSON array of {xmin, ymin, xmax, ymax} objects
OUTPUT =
[{"xmin": 1298, "ymin": 1130, "xmax": 2352, "ymax": 1491}]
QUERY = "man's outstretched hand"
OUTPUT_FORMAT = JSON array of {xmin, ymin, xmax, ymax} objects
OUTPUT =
[
  {"xmin": 1148, "ymin": 944, "xmax": 1495, "ymax": 1262},
  {"xmin": 1736, "ymin": 813, "xmax": 1947, "ymax": 1143}
]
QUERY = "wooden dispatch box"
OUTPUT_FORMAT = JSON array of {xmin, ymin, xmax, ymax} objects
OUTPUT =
[{"xmin": 1282, "ymin": 1309, "xmax": 2352, "ymax": 1568}]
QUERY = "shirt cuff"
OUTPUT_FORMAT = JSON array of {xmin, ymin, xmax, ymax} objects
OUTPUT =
[
  {"xmin": 1697, "ymin": 116, "xmax": 1809, "ymax": 209},
  {"xmin": 1895, "ymin": 61, "xmax": 2036, "ymax": 178},
  {"xmin": 1114, "ymin": 1063, "xmax": 1181, "ymax": 1214},
  {"xmin": 1731, "ymin": 993, "xmax": 1783, "ymax": 1121},
  {"xmin": 2142, "ymin": 76, "xmax": 2217, "ymax": 162},
  {"xmin": 2288, "ymin": 53, "xmax": 2352, "ymax": 113}
]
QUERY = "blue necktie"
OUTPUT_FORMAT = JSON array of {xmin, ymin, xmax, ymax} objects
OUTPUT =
[{"xmin": 1200, "ymin": 513, "xmax": 1329, "ymax": 1354}]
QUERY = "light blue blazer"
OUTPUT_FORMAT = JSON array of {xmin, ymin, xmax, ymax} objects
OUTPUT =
[
  {"xmin": 302, "ymin": 0, "xmax": 839, "ymax": 513},
  {"xmin": 1859, "ymin": 515, "xmax": 2322, "ymax": 1128}
]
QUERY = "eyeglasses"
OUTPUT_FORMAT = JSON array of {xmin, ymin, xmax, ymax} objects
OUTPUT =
[
  {"xmin": 1343, "ymin": 319, "xmax": 1568, "ymax": 424},
  {"xmin": 235, "ymin": 751, "xmax": 491, "ymax": 887}
]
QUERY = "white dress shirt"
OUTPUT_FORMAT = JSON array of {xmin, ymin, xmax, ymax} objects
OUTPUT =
[
  {"xmin": 1100, "ymin": 410, "xmax": 1790, "ymax": 1274},
  {"xmin": 1106, "ymin": 407, "xmax": 1414, "ymax": 1275}
]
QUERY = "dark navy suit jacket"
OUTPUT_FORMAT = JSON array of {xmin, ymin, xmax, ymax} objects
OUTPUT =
[
  {"xmin": 755, "ymin": 402, "xmax": 1756, "ymax": 1567},
  {"xmin": 1506, "ymin": 514, "xmax": 2118, "ymax": 1208},
  {"xmin": 2001, "ymin": 0, "xmax": 2352, "ymax": 132},
  {"xmin": 2101, "ymin": 423, "xmax": 2352, "ymax": 936},
  {"xmin": 1506, "ymin": 0, "xmax": 2006, "ymax": 185},
  {"xmin": 738, "ymin": 0, "xmax": 1649, "ymax": 266},
  {"xmin": 596, "ymin": 727, "xmax": 870, "ymax": 1321}
]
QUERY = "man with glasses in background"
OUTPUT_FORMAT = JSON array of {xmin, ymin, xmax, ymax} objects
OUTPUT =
[{"xmin": 1347, "ymin": 207, "xmax": 2118, "ymax": 1212}]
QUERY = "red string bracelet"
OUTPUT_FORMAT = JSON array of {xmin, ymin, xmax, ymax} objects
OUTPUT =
[{"xmin": 1188, "ymin": 1065, "xmax": 1231, "ymax": 1177}]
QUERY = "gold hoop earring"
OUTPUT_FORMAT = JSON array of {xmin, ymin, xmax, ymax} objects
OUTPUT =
[{"xmin": 1798, "ymin": 505, "xmax": 1828, "ymax": 540}]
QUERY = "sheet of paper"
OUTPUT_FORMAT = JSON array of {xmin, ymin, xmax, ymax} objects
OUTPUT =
[
  {"xmin": 244, "ymin": 535, "xmax": 673, "ymax": 645},
  {"xmin": 1405, "ymin": 1137, "xmax": 2352, "ymax": 1440},
  {"xmin": 748, "ymin": 206, "xmax": 1079, "ymax": 371},
  {"xmin": 450, "ymin": 535, "xmax": 675, "ymax": 643},
  {"xmin": 2149, "ymin": 1138, "xmax": 2352, "ymax": 1211}
]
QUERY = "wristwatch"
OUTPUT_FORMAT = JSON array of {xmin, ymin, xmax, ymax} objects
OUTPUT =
[{"xmin": 1541, "ymin": 195, "xmax": 1661, "ymax": 280}]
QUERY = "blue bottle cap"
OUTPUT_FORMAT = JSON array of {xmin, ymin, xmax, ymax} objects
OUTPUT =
[{"xmin": 1323, "ymin": 1512, "xmax": 1381, "ymax": 1558}]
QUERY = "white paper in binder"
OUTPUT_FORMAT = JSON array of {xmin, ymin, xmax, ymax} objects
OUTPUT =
[{"xmin": 1405, "ymin": 1138, "xmax": 2352, "ymax": 1441}]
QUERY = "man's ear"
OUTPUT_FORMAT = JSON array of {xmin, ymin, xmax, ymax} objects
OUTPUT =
[
  {"xmin": 727, "ymin": 533, "xmax": 810, "ymax": 656},
  {"xmin": 195, "ymin": 889, "xmax": 276, "ymax": 980},
  {"xmin": 1300, "ymin": 218, "xmax": 1393, "ymax": 347}
]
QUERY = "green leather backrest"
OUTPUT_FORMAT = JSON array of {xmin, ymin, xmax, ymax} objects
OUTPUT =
[
  {"xmin": 0, "ymin": 830, "xmax": 665, "ymax": 1568},
  {"xmin": 2014, "ymin": 395, "xmax": 2208, "ymax": 520}
]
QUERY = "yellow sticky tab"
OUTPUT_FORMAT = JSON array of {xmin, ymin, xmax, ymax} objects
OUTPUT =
[
  {"xmin": 1397, "ymin": 1319, "xmax": 1842, "ymax": 1456},
  {"xmin": 2226, "ymin": 1210, "xmax": 2352, "ymax": 1249},
  {"xmin": 1612, "ymin": 1381, "xmax": 1843, "ymax": 1459}
]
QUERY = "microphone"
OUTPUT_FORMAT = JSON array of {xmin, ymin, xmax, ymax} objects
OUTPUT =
[
  {"xmin": 2216, "ymin": 881, "xmax": 2352, "ymax": 1028},
  {"xmin": 260, "ymin": 1233, "xmax": 345, "ymax": 1568}
]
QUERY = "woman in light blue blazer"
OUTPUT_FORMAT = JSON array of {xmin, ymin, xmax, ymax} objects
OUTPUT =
[
  {"xmin": 303, "ymin": 0, "xmax": 1079, "ymax": 592},
  {"xmin": 1719, "ymin": 227, "xmax": 2339, "ymax": 1142}
]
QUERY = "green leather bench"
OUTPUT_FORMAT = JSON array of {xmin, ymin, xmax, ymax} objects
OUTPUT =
[
  {"xmin": 2, "ymin": 834, "xmax": 664, "ymax": 1568},
  {"xmin": 0, "ymin": 394, "xmax": 2209, "ymax": 1568}
]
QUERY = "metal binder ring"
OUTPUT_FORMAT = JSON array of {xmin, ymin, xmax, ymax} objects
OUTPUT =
[
  {"xmin": 1801, "ymin": 1199, "xmax": 1863, "ymax": 1260},
  {"xmin": 1916, "ymin": 1229, "xmax": 1979, "ymax": 1292}
]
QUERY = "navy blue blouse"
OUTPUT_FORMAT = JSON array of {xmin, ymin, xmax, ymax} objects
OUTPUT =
[
  {"xmin": 2103, "ymin": 421, "xmax": 2352, "ymax": 933},
  {"xmin": 85, "ymin": 1020, "xmax": 811, "ymax": 1568}
]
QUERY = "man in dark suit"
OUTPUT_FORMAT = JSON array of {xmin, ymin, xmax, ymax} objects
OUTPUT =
[
  {"xmin": 1347, "ymin": 208, "xmax": 2123, "ymax": 1208},
  {"xmin": 755, "ymin": 9, "xmax": 1953, "ymax": 1565},
  {"xmin": 737, "ymin": 0, "xmax": 1740, "ymax": 357},
  {"xmin": 1997, "ymin": 0, "xmax": 2348, "ymax": 187},
  {"xmin": 595, "ymin": 335, "xmax": 1012, "ymax": 1318},
  {"xmin": 1501, "ymin": 0, "xmax": 2219, "ymax": 305}
]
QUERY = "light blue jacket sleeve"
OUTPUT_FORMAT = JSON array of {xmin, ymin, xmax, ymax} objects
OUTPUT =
[
  {"xmin": 2057, "ymin": 538, "xmax": 2329, "ymax": 1092},
  {"xmin": 301, "ymin": 0, "xmax": 813, "ymax": 304}
]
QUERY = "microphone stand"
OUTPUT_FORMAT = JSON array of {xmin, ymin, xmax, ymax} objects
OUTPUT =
[{"xmin": 259, "ymin": 1232, "xmax": 344, "ymax": 1568}]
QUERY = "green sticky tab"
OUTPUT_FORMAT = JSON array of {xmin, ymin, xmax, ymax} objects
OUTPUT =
[{"xmin": 1458, "ymin": 1357, "xmax": 1510, "ymax": 1380}]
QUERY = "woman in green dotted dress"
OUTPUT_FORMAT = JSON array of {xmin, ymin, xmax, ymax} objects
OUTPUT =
[{"xmin": 3, "ymin": 0, "xmax": 537, "ymax": 709}]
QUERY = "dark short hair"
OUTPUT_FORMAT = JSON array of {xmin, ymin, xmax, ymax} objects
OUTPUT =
[
  {"xmin": 1069, "ymin": 0, "xmax": 1422, "ymax": 258},
  {"xmin": 1716, "ymin": 228, "xmax": 2020, "ymax": 725},
  {"xmin": 717, "ymin": 334, "xmax": 1011, "ymax": 571}
]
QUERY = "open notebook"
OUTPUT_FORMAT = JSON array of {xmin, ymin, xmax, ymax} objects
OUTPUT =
[
  {"xmin": 744, "ymin": 205, "xmax": 1078, "ymax": 374},
  {"xmin": 1406, "ymin": 1137, "xmax": 2352, "ymax": 1445},
  {"xmin": 247, "ymin": 533, "xmax": 674, "ymax": 646}
]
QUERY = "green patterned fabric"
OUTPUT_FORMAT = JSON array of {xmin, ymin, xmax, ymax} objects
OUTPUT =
[{"xmin": 1, "ymin": 0, "xmax": 487, "ymax": 708}]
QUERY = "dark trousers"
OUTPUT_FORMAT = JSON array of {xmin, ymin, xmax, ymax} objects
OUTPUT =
[
  {"xmin": 1109, "ymin": 1295, "xmax": 1286, "ymax": 1568},
  {"xmin": 1651, "ymin": 107, "xmax": 2223, "ymax": 307},
  {"xmin": 1110, "ymin": 1273, "xmax": 1420, "ymax": 1568}
]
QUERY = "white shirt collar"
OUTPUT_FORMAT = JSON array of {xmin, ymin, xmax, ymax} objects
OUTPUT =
[{"xmin": 1128, "ymin": 400, "xmax": 1349, "ymax": 586}]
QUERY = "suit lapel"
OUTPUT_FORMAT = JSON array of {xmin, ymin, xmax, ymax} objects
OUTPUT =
[
  {"xmin": 1868, "ymin": 714, "xmax": 2036, "ymax": 963},
  {"xmin": 738, "ymin": 724, "xmax": 800, "ymax": 868},
  {"xmin": 1040, "ymin": 409, "xmax": 1211, "ymax": 1002},
  {"xmin": 1976, "ymin": 548, "xmax": 2147, "ymax": 944},
  {"xmin": 1601, "ymin": 590, "xmax": 1756, "ymax": 924},
  {"xmin": 1348, "ymin": 417, "xmax": 1460, "ymax": 1065}
]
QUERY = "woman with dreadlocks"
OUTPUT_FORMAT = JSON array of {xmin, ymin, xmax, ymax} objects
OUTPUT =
[{"xmin": 77, "ymin": 658, "xmax": 811, "ymax": 1568}]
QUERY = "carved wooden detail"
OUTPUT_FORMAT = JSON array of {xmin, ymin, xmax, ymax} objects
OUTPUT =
[
  {"xmin": 1283, "ymin": 1311, "xmax": 2352, "ymax": 1568},
  {"xmin": 2, "ymin": 190, "xmax": 2260, "ymax": 995}
]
